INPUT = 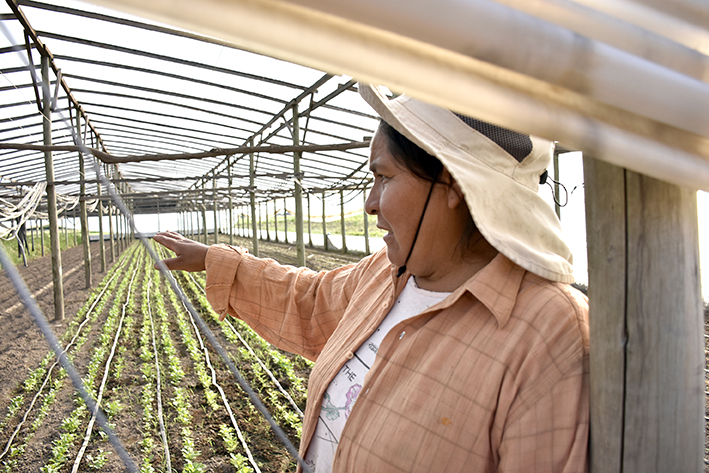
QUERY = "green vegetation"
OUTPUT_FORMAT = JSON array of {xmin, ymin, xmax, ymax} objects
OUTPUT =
[
  {"xmin": 246, "ymin": 212, "xmax": 384, "ymax": 238},
  {"xmin": 1, "ymin": 227, "xmax": 83, "ymax": 268}
]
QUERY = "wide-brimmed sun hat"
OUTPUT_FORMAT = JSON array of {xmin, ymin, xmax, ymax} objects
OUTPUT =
[{"xmin": 359, "ymin": 83, "xmax": 574, "ymax": 283}]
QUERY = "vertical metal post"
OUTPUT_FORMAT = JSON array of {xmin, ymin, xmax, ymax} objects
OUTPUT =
[
  {"xmin": 41, "ymin": 55, "xmax": 64, "ymax": 321},
  {"xmin": 363, "ymin": 187, "xmax": 370, "ymax": 255},
  {"xmin": 292, "ymin": 105, "xmax": 305, "ymax": 266},
  {"xmin": 322, "ymin": 191, "xmax": 328, "ymax": 251},
  {"xmin": 249, "ymin": 140, "xmax": 260, "ymax": 256},
  {"xmin": 77, "ymin": 112, "xmax": 91, "ymax": 288},
  {"xmin": 340, "ymin": 189, "xmax": 347, "ymax": 254}
]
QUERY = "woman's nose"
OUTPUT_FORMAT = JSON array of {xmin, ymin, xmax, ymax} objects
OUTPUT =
[{"xmin": 365, "ymin": 187, "xmax": 378, "ymax": 215}]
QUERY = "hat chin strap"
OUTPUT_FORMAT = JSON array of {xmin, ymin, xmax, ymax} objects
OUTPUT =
[{"xmin": 396, "ymin": 169, "xmax": 441, "ymax": 278}]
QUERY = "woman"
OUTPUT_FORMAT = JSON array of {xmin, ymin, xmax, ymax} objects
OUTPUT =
[{"xmin": 154, "ymin": 84, "xmax": 589, "ymax": 473}]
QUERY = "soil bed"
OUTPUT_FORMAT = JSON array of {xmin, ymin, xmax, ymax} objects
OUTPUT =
[{"xmin": 0, "ymin": 235, "xmax": 363, "ymax": 472}]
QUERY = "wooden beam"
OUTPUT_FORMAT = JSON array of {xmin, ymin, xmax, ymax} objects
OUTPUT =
[
  {"xmin": 0, "ymin": 140, "xmax": 371, "ymax": 163},
  {"xmin": 584, "ymin": 156, "xmax": 704, "ymax": 473}
]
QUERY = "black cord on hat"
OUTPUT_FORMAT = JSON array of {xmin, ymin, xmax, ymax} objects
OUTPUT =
[
  {"xmin": 397, "ymin": 168, "xmax": 442, "ymax": 277},
  {"xmin": 540, "ymin": 170, "xmax": 569, "ymax": 208}
]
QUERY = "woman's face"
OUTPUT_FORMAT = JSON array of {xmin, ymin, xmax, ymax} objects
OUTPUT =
[{"xmin": 365, "ymin": 129, "xmax": 437, "ymax": 269}]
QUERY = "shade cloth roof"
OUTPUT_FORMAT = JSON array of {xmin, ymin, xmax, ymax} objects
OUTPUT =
[
  {"xmin": 0, "ymin": 0, "xmax": 381, "ymax": 215},
  {"xmin": 1, "ymin": 0, "xmax": 708, "ymax": 221}
]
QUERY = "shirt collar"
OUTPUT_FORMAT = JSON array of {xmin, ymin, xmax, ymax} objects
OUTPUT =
[
  {"xmin": 389, "ymin": 252, "xmax": 526, "ymax": 329},
  {"xmin": 464, "ymin": 253, "xmax": 526, "ymax": 328}
]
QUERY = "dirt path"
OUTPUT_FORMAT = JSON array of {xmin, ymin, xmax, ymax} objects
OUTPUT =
[{"xmin": 0, "ymin": 241, "xmax": 123, "ymax": 407}]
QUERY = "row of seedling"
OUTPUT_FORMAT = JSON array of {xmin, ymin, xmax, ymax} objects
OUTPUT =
[
  {"xmin": 0, "ymin": 242, "xmax": 139, "ymax": 472},
  {"xmin": 177, "ymin": 269, "xmax": 310, "ymax": 441},
  {"xmin": 40, "ymin": 247, "xmax": 142, "ymax": 472}
]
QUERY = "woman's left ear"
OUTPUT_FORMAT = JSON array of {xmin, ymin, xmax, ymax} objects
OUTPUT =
[{"xmin": 447, "ymin": 177, "xmax": 465, "ymax": 209}]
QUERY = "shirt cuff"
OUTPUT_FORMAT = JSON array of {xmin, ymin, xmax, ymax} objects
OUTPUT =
[{"xmin": 205, "ymin": 244, "xmax": 247, "ymax": 319}]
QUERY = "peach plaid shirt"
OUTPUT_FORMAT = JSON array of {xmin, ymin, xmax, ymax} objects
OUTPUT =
[{"xmin": 205, "ymin": 245, "xmax": 589, "ymax": 473}]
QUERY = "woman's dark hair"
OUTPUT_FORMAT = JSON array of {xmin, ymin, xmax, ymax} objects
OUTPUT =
[
  {"xmin": 376, "ymin": 120, "xmax": 481, "ymax": 255},
  {"xmin": 377, "ymin": 120, "xmax": 443, "ymax": 182}
]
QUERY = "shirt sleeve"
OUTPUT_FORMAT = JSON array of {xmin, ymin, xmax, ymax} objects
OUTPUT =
[
  {"xmin": 497, "ymin": 362, "xmax": 589, "ymax": 473},
  {"xmin": 496, "ymin": 285, "xmax": 590, "ymax": 473},
  {"xmin": 204, "ymin": 244, "xmax": 380, "ymax": 361}
]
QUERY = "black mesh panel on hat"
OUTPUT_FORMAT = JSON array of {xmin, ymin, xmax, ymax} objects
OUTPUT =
[{"xmin": 454, "ymin": 113, "xmax": 533, "ymax": 163}]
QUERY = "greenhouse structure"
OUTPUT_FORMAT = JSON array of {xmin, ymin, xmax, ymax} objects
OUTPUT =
[{"xmin": 0, "ymin": 0, "xmax": 707, "ymax": 472}]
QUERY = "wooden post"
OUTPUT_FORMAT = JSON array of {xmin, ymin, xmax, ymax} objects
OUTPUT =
[
  {"xmin": 292, "ymin": 105, "xmax": 305, "ymax": 267},
  {"xmin": 322, "ymin": 191, "xmax": 328, "ymax": 251},
  {"xmin": 263, "ymin": 201, "xmax": 269, "ymax": 241},
  {"xmin": 64, "ymin": 213, "xmax": 68, "ymax": 249},
  {"xmin": 274, "ymin": 200, "xmax": 279, "ymax": 243},
  {"xmin": 201, "ymin": 182, "xmax": 208, "ymax": 244},
  {"xmin": 39, "ymin": 218, "xmax": 44, "ymax": 256},
  {"xmin": 553, "ymin": 150, "xmax": 561, "ymax": 219},
  {"xmin": 228, "ymin": 162, "xmax": 234, "ymax": 246},
  {"xmin": 41, "ymin": 55, "xmax": 64, "ymax": 321},
  {"xmin": 340, "ymin": 189, "xmax": 347, "ymax": 254},
  {"xmin": 584, "ymin": 157, "xmax": 704, "ymax": 473},
  {"xmin": 114, "ymin": 202, "xmax": 120, "ymax": 254},
  {"xmin": 97, "ymin": 182, "xmax": 106, "ymax": 272},
  {"xmin": 107, "ymin": 198, "xmax": 115, "ymax": 262},
  {"xmin": 77, "ymin": 113, "xmax": 91, "ymax": 288},
  {"xmin": 249, "ymin": 140, "xmax": 260, "ymax": 257},
  {"xmin": 283, "ymin": 197, "xmax": 289, "ymax": 244},
  {"xmin": 72, "ymin": 207, "xmax": 77, "ymax": 246},
  {"xmin": 213, "ymin": 175, "xmax": 219, "ymax": 244},
  {"xmin": 307, "ymin": 193, "xmax": 313, "ymax": 248},
  {"xmin": 363, "ymin": 187, "xmax": 370, "ymax": 255}
]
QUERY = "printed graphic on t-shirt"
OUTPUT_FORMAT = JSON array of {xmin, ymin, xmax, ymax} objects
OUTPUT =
[{"xmin": 304, "ymin": 277, "xmax": 450, "ymax": 473}]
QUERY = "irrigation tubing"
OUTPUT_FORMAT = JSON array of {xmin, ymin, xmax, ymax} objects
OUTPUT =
[
  {"xmin": 0, "ymin": 266, "xmax": 122, "ymax": 461},
  {"xmin": 146, "ymin": 273, "xmax": 173, "ymax": 472},
  {"xmin": 0, "ymin": 243, "xmax": 140, "ymax": 473},
  {"xmin": 185, "ymin": 270, "xmax": 304, "ymax": 417},
  {"xmin": 72, "ymin": 264, "xmax": 139, "ymax": 473},
  {"xmin": 1, "ymin": 21, "xmax": 313, "ymax": 472}
]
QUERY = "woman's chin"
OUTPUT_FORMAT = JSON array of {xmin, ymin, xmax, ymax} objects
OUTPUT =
[{"xmin": 384, "ymin": 244, "xmax": 405, "ymax": 268}]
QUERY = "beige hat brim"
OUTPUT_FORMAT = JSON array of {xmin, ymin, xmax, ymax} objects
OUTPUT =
[{"xmin": 360, "ymin": 84, "xmax": 574, "ymax": 283}]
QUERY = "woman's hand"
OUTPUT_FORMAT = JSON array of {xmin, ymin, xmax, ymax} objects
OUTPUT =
[{"xmin": 153, "ymin": 231, "xmax": 209, "ymax": 272}]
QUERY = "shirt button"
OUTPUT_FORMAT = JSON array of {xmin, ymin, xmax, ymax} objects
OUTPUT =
[
  {"xmin": 346, "ymin": 351, "xmax": 354, "ymax": 359},
  {"xmin": 383, "ymin": 302, "xmax": 389, "ymax": 308},
  {"xmin": 399, "ymin": 331, "xmax": 406, "ymax": 340}
]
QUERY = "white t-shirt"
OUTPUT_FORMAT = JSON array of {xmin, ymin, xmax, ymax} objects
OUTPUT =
[{"xmin": 304, "ymin": 276, "xmax": 451, "ymax": 473}]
